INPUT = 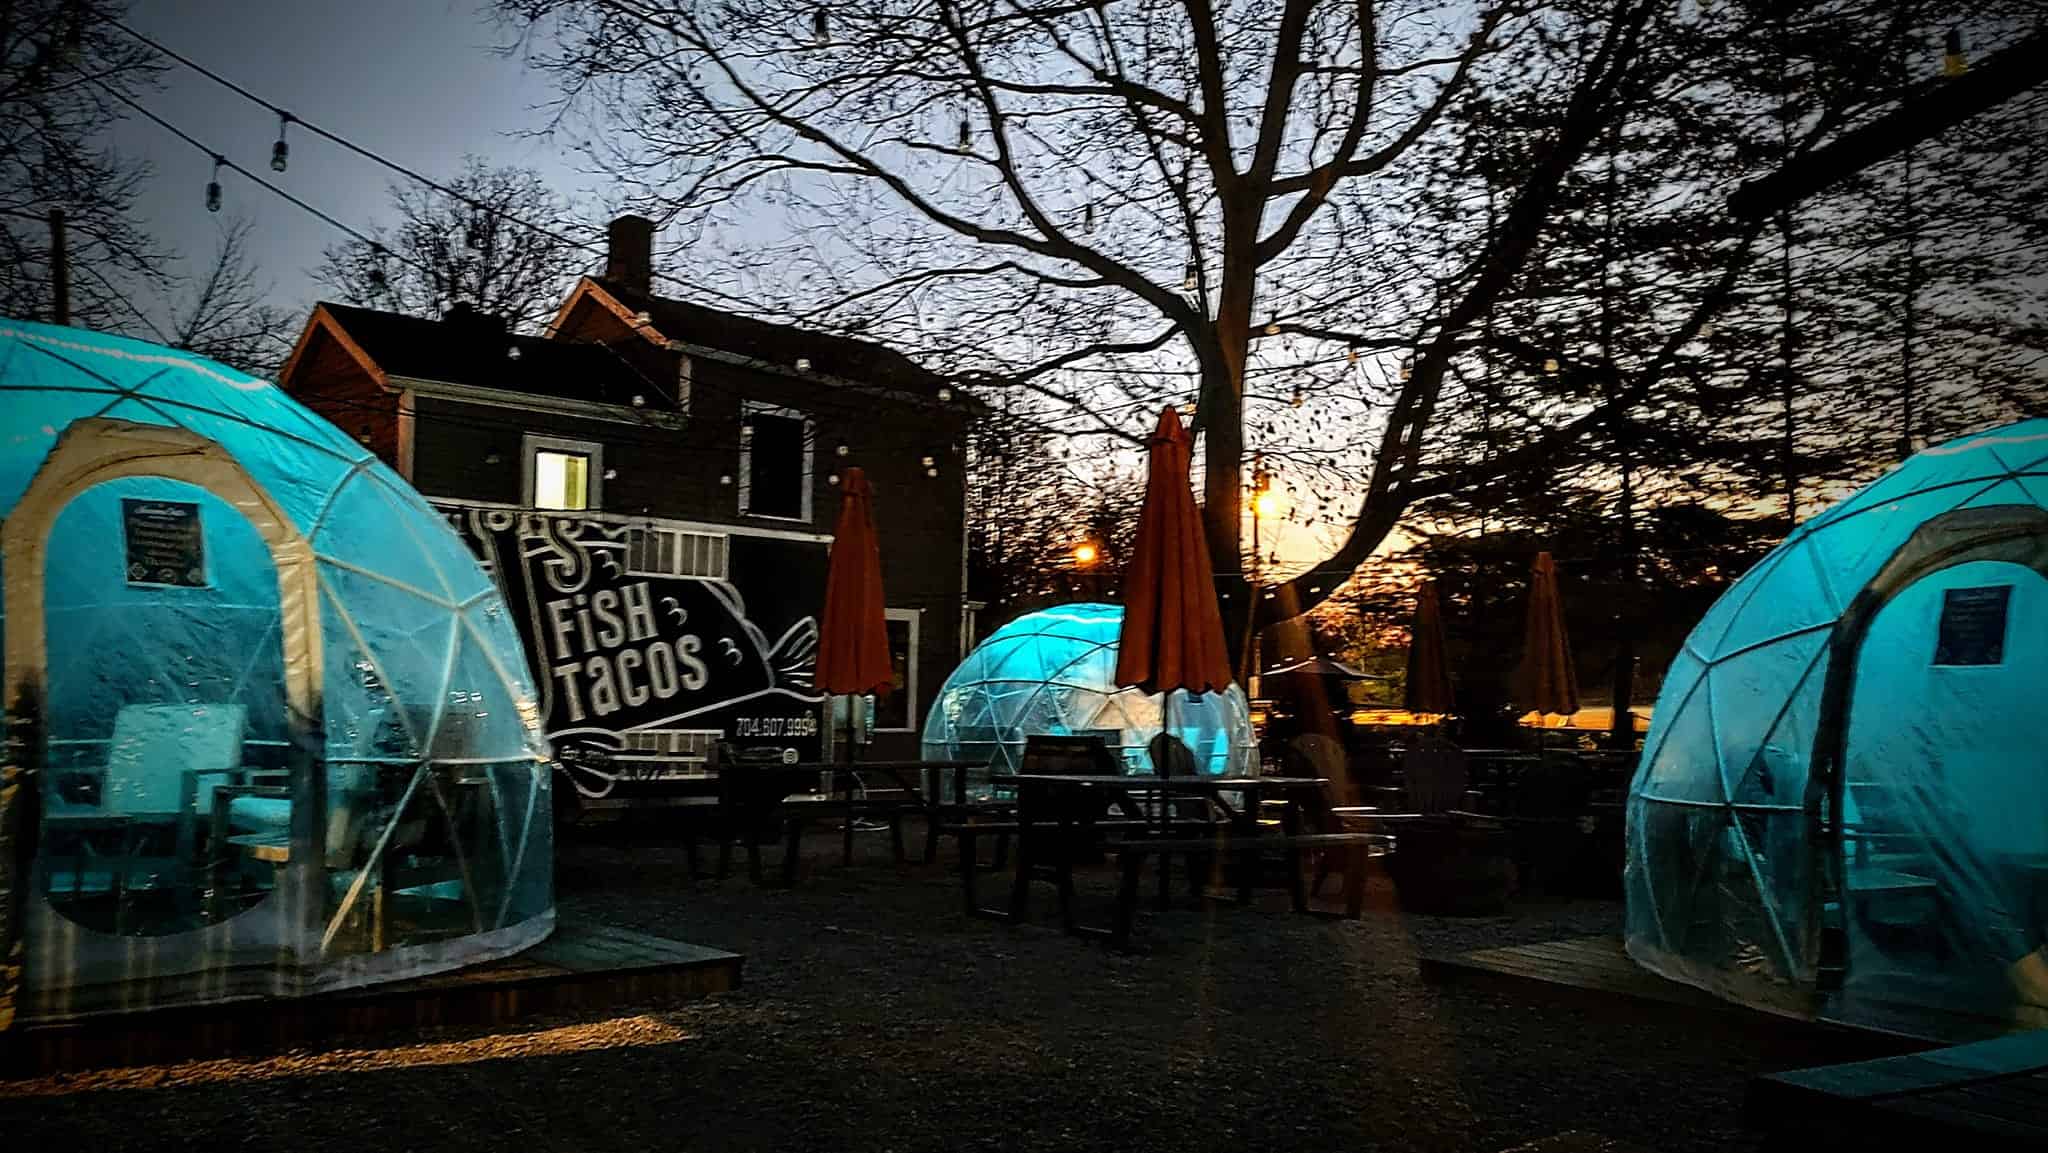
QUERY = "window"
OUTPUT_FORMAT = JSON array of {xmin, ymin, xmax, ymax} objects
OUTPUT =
[
  {"xmin": 739, "ymin": 402, "xmax": 812, "ymax": 521},
  {"xmin": 522, "ymin": 434, "xmax": 603, "ymax": 510},
  {"xmin": 625, "ymin": 525, "xmax": 729, "ymax": 579},
  {"xmin": 870, "ymin": 609, "xmax": 920, "ymax": 732}
]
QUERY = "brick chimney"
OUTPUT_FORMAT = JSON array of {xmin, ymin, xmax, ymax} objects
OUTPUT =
[{"xmin": 605, "ymin": 214, "xmax": 655, "ymax": 297}]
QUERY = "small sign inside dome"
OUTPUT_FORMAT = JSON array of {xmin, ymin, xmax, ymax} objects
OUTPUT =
[
  {"xmin": 122, "ymin": 498, "xmax": 206, "ymax": 587},
  {"xmin": 1934, "ymin": 584, "xmax": 2010, "ymax": 666}
]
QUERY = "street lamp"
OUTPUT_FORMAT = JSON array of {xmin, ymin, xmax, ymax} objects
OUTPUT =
[
  {"xmin": 1072, "ymin": 541, "xmax": 1099, "ymax": 566},
  {"xmin": 1250, "ymin": 459, "xmax": 1274, "ymax": 692}
]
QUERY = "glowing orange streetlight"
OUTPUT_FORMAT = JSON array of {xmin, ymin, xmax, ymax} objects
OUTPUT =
[{"xmin": 1072, "ymin": 541, "xmax": 1099, "ymax": 566}]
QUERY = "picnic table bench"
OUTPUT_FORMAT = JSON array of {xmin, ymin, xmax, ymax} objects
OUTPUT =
[
  {"xmin": 980, "ymin": 771, "xmax": 1360, "ymax": 942},
  {"xmin": 1104, "ymin": 831, "xmax": 1389, "ymax": 944}
]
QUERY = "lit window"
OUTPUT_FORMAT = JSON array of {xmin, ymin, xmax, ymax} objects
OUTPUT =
[
  {"xmin": 535, "ymin": 451, "xmax": 588, "ymax": 509},
  {"xmin": 522, "ymin": 435, "xmax": 603, "ymax": 511}
]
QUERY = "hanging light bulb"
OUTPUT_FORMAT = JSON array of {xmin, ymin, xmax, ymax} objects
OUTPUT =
[
  {"xmin": 1263, "ymin": 315, "xmax": 1281, "ymax": 336},
  {"xmin": 1289, "ymin": 385, "xmax": 1304, "ymax": 408},
  {"xmin": 271, "ymin": 113, "xmax": 291, "ymax": 172},
  {"xmin": 835, "ymin": 443, "xmax": 849, "ymax": 457},
  {"xmin": 205, "ymin": 156, "xmax": 223, "ymax": 212},
  {"xmin": 367, "ymin": 243, "xmax": 389, "ymax": 291},
  {"xmin": 812, "ymin": 6, "xmax": 829, "ymax": 43},
  {"xmin": 1543, "ymin": 356, "xmax": 1561, "ymax": 374},
  {"xmin": 1182, "ymin": 261, "xmax": 1198, "ymax": 292},
  {"xmin": 937, "ymin": 386, "xmax": 952, "ymax": 401},
  {"xmin": 957, "ymin": 114, "xmax": 971, "ymax": 148},
  {"xmin": 1943, "ymin": 28, "xmax": 1967, "ymax": 77},
  {"xmin": 1346, "ymin": 340, "xmax": 1360, "ymax": 365},
  {"xmin": 1083, "ymin": 201, "xmax": 1095, "ymax": 233},
  {"xmin": 921, "ymin": 455, "xmax": 935, "ymax": 467},
  {"xmin": 829, "ymin": 473, "xmax": 841, "ymax": 486},
  {"xmin": 1699, "ymin": 320, "xmax": 1717, "ymax": 339},
  {"xmin": 1398, "ymin": 358, "xmax": 1413, "ymax": 382},
  {"xmin": 926, "ymin": 465, "xmax": 940, "ymax": 478}
]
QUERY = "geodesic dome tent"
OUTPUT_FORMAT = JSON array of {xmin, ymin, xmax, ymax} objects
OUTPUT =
[
  {"xmin": 1626, "ymin": 420, "xmax": 2048, "ymax": 1029},
  {"xmin": 0, "ymin": 319, "xmax": 553, "ymax": 1022},
  {"xmin": 921, "ymin": 603, "xmax": 1254, "ymax": 787}
]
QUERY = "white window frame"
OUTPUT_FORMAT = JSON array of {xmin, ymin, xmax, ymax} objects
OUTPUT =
[
  {"xmin": 522, "ymin": 433, "xmax": 604, "ymax": 511},
  {"xmin": 872, "ymin": 608, "xmax": 921, "ymax": 733},
  {"xmin": 737, "ymin": 401, "xmax": 813, "ymax": 523}
]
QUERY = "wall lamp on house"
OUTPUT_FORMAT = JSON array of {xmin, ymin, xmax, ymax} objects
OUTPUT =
[{"xmin": 795, "ymin": 357, "xmax": 812, "ymax": 372}]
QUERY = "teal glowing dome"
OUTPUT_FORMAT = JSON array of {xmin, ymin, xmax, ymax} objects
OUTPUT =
[
  {"xmin": 0, "ymin": 318, "xmax": 553, "ymax": 1019},
  {"xmin": 921, "ymin": 603, "xmax": 1253, "ymax": 776},
  {"xmin": 1626, "ymin": 420, "xmax": 2048, "ymax": 1029}
]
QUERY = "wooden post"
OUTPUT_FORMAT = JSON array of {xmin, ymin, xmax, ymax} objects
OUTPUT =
[{"xmin": 48, "ymin": 209, "xmax": 70, "ymax": 326}]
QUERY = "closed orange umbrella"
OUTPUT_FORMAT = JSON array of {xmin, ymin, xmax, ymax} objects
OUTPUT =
[
  {"xmin": 1115, "ymin": 406, "xmax": 1233, "ymax": 697},
  {"xmin": 816, "ymin": 467, "xmax": 892, "ymax": 700},
  {"xmin": 1517, "ymin": 551, "xmax": 1580, "ymax": 717},
  {"xmin": 1404, "ymin": 579, "xmax": 1456, "ymax": 716}
]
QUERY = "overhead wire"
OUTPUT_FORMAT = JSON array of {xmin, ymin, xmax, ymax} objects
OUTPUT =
[
  {"xmin": 108, "ymin": 19, "xmax": 760, "ymax": 314},
  {"xmin": 93, "ymin": 79, "xmax": 443, "ymax": 285}
]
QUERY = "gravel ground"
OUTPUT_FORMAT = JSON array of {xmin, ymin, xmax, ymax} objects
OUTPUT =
[{"xmin": 3, "ymin": 826, "xmax": 1848, "ymax": 1151}]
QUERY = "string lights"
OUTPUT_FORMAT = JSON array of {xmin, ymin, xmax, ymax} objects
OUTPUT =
[
  {"xmin": 270, "ymin": 113, "xmax": 291, "ymax": 172},
  {"xmin": 1943, "ymin": 28, "xmax": 1967, "ymax": 77}
]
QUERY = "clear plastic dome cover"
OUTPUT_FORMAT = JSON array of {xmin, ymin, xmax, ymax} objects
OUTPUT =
[
  {"xmin": 0, "ymin": 319, "xmax": 553, "ymax": 1021},
  {"xmin": 921, "ymin": 603, "xmax": 1254, "ymax": 788},
  {"xmin": 1626, "ymin": 420, "xmax": 2048, "ymax": 1029}
]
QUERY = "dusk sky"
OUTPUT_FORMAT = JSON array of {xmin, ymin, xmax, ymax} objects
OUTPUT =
[{"xmin": 113, "ymin": 0, "xmax": 608, "ymax": 327}]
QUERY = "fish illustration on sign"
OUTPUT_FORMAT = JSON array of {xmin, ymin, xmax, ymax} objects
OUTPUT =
[{"xmin": 444, "ymin": 507, "xmax": 824, "ymax": 797}]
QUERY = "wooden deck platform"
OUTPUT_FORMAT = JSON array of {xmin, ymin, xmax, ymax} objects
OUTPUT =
[
  {"xmin": 3, "ymin": 919, "xmax": 741, "ymax": 1075},
  {"xmin": 1748, "ymin": 1029, "xmax": 2048, "ymax": 1150},
  {"xmin": 1418, "ymin": 936, "xmax": 1972, "ymax": 1052}
]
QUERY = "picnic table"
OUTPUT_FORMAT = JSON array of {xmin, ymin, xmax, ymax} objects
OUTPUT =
[
  {"xmin": 714, "ymin": 758, "xmax": 988, "ymax": 882},
  {"xmin": 986, "ymin": 773, "xmax": 1346, "ymax": 931}
]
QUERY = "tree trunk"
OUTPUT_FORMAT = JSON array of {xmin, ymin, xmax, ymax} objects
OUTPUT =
[{"xmin": 1204, "ymin": 260, "xmax": 1254, "ymax": 673}]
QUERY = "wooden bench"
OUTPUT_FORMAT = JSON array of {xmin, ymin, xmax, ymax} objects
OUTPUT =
[
  {"xmin": 1104, "ymin": 832, "xmax": 1388, "ymax": 945},
  {"xmin": 1747, "ymin": 1028, "xmax": 2048, "ymax": 1150},
  {"xmin": 946, "ymin": 816, "xmax": 1222, "ymax": 920}
]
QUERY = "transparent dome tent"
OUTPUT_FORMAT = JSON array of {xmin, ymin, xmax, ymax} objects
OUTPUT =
[
  {"xmin": 1625, "ymin": 420, "xmax": 2048, "ymax": 1032},
  {"xmin": 922, "ymin": 603, "xmax": 1254, "ymax": 794},
  {"xmin": 0, "ymin": 319, "xmax": 552, "ymax": 1022}
]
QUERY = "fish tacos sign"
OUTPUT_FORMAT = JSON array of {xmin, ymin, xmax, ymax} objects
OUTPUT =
[{"xmin": 442, "ymin": 505, "xmax": 826, "ymax": 799}]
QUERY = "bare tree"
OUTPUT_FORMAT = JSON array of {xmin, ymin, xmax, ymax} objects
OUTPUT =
[
  {"xmin": 497, "ymin": 0, "xmax": 2040, "ymax": 667},
  {"xmin": 166, "ymin": 217, "xmax": 292, "ymax": 378},
  {"xmin": 316, "ymin": 158, "xmax": 587, "ymax": 331},
  {"xmin": 1, "ymin": 0, "xmax": 170, "ymax": 331}
]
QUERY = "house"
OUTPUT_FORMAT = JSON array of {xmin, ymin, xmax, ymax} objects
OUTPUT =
[{"xmin": 278, "ymin": 216, "xmax": 977, "ymax": 815}]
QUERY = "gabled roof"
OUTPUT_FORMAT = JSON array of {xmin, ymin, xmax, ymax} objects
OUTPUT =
[
  {"xmin": 291, "ymin": 302, "xmax": 673, "ymax": 408},
  {"xmin": 576, "ymin": 278, "xmax": 961, "ymax": 402}
]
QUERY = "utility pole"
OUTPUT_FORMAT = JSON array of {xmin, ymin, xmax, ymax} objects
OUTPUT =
[{"xmin": 48, "ymin": 209, "xmax": 70, "ymax": 326}]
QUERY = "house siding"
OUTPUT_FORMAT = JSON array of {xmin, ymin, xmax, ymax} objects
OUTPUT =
[
  {"xmin": 399, "ymin": 345, "xmax": 969, "ymax": 758},
  {"xmin": 288, "ymin": 327, "xmax": 399, "ymax": 465}
]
